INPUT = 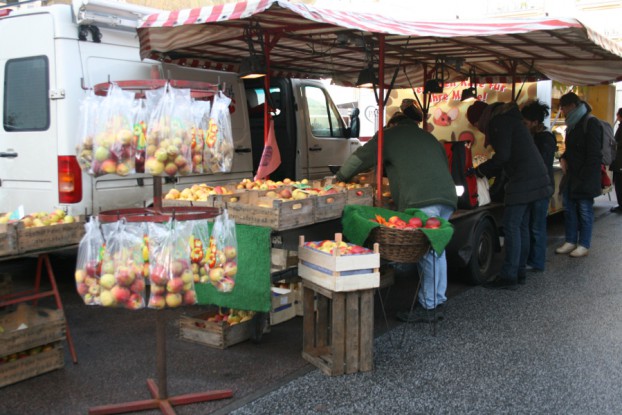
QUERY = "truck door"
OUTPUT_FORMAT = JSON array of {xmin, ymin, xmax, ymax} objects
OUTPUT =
[
  {"xmin": 0, "ymin": 12, "xmax": 57, "ymax": 214},
  {"xmin": 296, "ymin": 81, "xmax": 361, "ymax": 179}
]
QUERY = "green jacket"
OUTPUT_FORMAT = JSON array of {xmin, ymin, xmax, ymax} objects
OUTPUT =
[{"xmin": 336, "ymin": 118, "xmax": 458, "ymax": 212}]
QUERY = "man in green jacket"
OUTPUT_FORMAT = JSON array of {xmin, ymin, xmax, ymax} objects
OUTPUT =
[{"xmin": 336, "ymin": 115, "xmax": 458, "ymax": 322}]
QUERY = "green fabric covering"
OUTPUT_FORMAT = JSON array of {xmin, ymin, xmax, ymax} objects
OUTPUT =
[
  {"xmin": 342, "ymin": 205, "xmax": 454, "ymax": 256},
  {"xmin": 195, "ymin": 223, "xmax": 272, "ymax": 312}
]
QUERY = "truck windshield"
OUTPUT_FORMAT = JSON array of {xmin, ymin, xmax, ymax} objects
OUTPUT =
[
  {"xmin": 304, "ymin": 85, "xmax": 346, "ymax": 138},
  {"xmin": 4, "ymin": 56, "xmax": 50, "ymax": 132}
]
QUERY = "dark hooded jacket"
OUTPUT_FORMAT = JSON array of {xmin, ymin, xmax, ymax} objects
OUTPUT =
[
  {"xmin": 561, "ymin": 105, "xmax": 602, "ymax": 199},
  {"xmin": 476, "ymin": 103, "xmax": 553, "ymax": 205}
]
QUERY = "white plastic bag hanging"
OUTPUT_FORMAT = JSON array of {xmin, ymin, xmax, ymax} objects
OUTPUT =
[
  {"xmin": 132, "ymin": 98, "xmax": 150, "ymax": 173},
  {"xmin": 206, "ymin": 209, "xmax": 238, "ymax": 292},
  {"xmin": 144, "ymin": 83, "xmax": 194, "ymax": 177},
  {"xmin": 204, "ymin": 91, "xmax": 234, "ymax": 173},
  {"xmin": 99, "ymin": 219, "xmax": 146, "ymax": 309},
  {"xmin": 75, "ymin": 90, "xmax": 103, "ymax": 173},
  {"xmin": 190, "ymin": 100, "xmax": 211, "ymax": 174},
  {"xmin": 189, "ymin": 220, "xmax": 211, "ymax": 283},
  {"xmin": 75, "ymin": 216, "xmax": 105, "ymax": 305},
  {"xmin": 147, "ymin": 219, "xmax": 196, "ymax": 309},
  {"xmin": 91, "ymin": 83, "xmax": 136, "ymax": 177}
]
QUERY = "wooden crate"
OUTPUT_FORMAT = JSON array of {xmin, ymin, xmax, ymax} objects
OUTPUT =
[
  {"xmin": 0, "ymin": 223, "xmax": 17, "ymax": 257},
  {"xmin": 312, "ymin": 191, "xmax": 346, "ymax": 222},
  {"xmin": 345, "ymin": 186, "xmax": 374, "ymax": 206},
  {"xmin": 270, "ymin": 248, "xmax": 298, "ymax": 273},
  {"xmin": 298, "ymin": 234, "xmax": 380, "ymax": 292},
  {"xmin": 302, "ymin": 280, "xmax": 374, "ymax": 376},
  {"xmin": 15, "ymin": 217, "xmax": 85, "ymax": 254},
  {"xmin": 0, "ymin": 342, "xmax": 64, "ymax": 388},
  {"xmin": 270, "ymin": 287, "xmax": 296, "ymax": 325},
  {"xmin": 161, "ymin": 185, "xmax": 244, "ymax": 208},
  {"xmin": 178, "ymin": 311, "xmax": 255, "ymax": 349},
  {"xmin": 224, "ymin": 191, "xmax": 314, "ymax": 230},
  {"xmin": 0, "ymin": 305, "xmax": 66, "ymax": 357}
]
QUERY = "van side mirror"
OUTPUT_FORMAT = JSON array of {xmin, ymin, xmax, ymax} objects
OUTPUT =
[{"xmin": 347, "ymin": 108, "xmax": 360, "ymax": 138}]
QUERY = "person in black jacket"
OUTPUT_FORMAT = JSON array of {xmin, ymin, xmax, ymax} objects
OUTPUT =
[
  {"xmin": 467, "ymin": 101, "xmax": 553, "ymax": 289},
  {"xmin": 521, "ymin": 100, "xmax": 558, "ymax": 271},
  {"xmin": 555, "ymin": 92, "xmax": 602, "ymax": 258},
  {"xmin": 610, "ymin": 107, "xmax": 622, "ymax": 213}
]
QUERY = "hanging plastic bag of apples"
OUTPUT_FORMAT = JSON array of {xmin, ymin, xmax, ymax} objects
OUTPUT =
[
  {"xmin": 144, "ymin": 82, "xmax": 194, "ymax": 177},
  {"xmin": 147, "ymin": 219, "xmax": 197, "ymax": 309},
  {"xmin": 98, "ymin": 219, "xmax": 147, "ymax": 309},
  {"xmin": 204, "ymin": 91, "xmax": 234, "ymax": 173},
  {"xmin": 90, "ymin": 83, "xmax": 136, "ymax": 177},
  {"xmin": 189, "ymin": 220, "xmax": 211, "ymax": 283},
  {"xmin": 75, "ymin": 216, "xmax": 105, "ymax": 305},
  {"xmin": 207, "ymin": 209, "xmax": 238, "ymax": 292},
  {"xmin": 75, "ymin": 90, "xmax": 103, "ymax": 173},
  {"xmin": 189, "ymin": 99, "xmax": 211, "ymax": 174}
]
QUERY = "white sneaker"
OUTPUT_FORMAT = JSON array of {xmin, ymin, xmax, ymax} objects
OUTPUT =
[
  {"xmin": 569, "ymin": 245, "xmax": 589, "ymax": 258},
  {"xmin": 555, "ymin": 242, "xmax": 576, "ymax": 254}
]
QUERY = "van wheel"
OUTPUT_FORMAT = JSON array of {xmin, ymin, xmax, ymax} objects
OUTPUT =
[{"xmin": 466, "ymin": 219, "xmax": 496, "ymax": 285}]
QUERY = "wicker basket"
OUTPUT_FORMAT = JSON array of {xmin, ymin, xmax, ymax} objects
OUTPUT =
[{"xmin": 369, "ymin": 226, "xmax": 430, "ymax": 263}]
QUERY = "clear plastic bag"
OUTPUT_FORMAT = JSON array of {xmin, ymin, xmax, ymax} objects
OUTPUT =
[
  {"xmin": 189, "ymin": 220, "xmax": 211, "ymax": 283},
  {"xmin": 99, "ymin": 219, "xmax": 146, "ymax": 309},
  {"xmin": 147, "ymin": 220, "xmax": 196, "ymax": 309},
  {"xmin": 190, "ymin": 100, "xmax": 211, "ymax": 174},
  {"xmin": 132, "ymin": 99, "xmax": 149, "ymax": 173},
  {"xmin": 204, "ymin": 92, "xmax": 234, "ymax": 173},
  {"xmin": 75, "ymin": 216, "xmax": 105, "ymax": 305},
  {"xmin": 206, "ymin": 210, "xmax": 238, "ymax": 292},
  {"xmin": 91, "ymin": 84, "xmax": 136, "ymax": 177},
  {"xmin": 144, "ymin": 83, "xmax": 194, "ymax": 177},
  {"xmin": 75, "ymin": 90, "xmax": 103, "ymax": 172}
]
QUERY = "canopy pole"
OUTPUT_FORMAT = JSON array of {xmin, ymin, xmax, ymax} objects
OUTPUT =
[
  {"xmin": 263, "ymin": 34, "xmax": 272, "ymax": 146},
  {"xmin": 376, "ymin": 34, "xmax": 385, "ymax": 206}
]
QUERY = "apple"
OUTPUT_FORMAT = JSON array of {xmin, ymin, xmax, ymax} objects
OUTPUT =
[
  {"xmin": 111, "ymin": 285, "xmax": 130, "ymax": 303},
  {"xmin": 181, "ymin": 269, "xmax": 194, "ymax": 285},
  {"xmin": 224, "ymin": 246, "xmax": 237, "ymax": 260},
  {"xmin": 129, "ymin": 278, "xmax": 145, "ymax": 294},
  {"xmin": 75, "ymin": 269, "xmax": 86, "ymax": 284},
  {"xmin": 115, "ymin": 266, "xmax": 135, "ymax": 286},
  {"xmin": 183, "ymin": 290, "xmax": 197, "ymax": 305},
  {"xmin": 165, "ymin": 292, "xmax": 182, "ymax": 308},
  {"xmin": 166, "ymin": 277, "xmax": 184, "ymax": 293},
  {"xmin": 150, "ymin": 264, "xmax": 168, "ymax": 286},
  {"xmin": 99, "ymin": 273, "xmax": 116, "ymax": 290},
  {"xmin": 149, "ymin": 294, "xmax": 166, "ymax": 309},
  {"xmin": 85, "ymin": 261, "xmax": 99, "ymax": 277},
  {"xmin": 127, "ymin": 293, "xmax": 144, "ymax": 310},
  {"xmin": 150, "ymin": 284, "xmax": 166, "ymax": 296},
  {"xmin": 223, "ymin": 261, "xmax": 238, "ymax": 278},
  {"xmin": 100, "ymin": 159, "xmax": 117, "ymax": 175},
  {"xmin": 63, "ymin": 215, "xmax": 75, "ymax": 224},
  {"xmin": 279, "ymin": 189, "xmax": 292, "ymax": 199},
  {"xmin": 76, "ymin": 282, "xmax": 89, "ymax": 296},
  {"xmin": 100, "ymin": 289, "xmax": 116, "ymax": 307},
  {"xmin": 408, "ymin": 217, "xmax": 423, "ymax": 228},
  {"xmin": 101, "ymin": 260, "xmax": 115, "ymax": 276},
  {"xmin": 209, "ymin": 267, "xmax": 225, "ymax": 283},
  {"xmin": 425, "ymin": 217, "xmax": 442, "ymax": 229}
]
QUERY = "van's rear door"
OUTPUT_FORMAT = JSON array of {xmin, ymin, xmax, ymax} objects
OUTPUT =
[
  {"xmin": 295, "ymin": 80, "xmax": 361, "ymax": 179},
  {"xmin": 0, "ymin": 12, "xmax": 57, "ymax": 214}
]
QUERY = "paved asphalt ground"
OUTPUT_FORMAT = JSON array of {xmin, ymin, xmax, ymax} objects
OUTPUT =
[{"xmin": 1, "ymin": 194, "xmax": 621, "ymax": 414}]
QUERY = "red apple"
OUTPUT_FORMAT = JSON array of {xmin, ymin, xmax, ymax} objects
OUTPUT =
[
  {"xmin": 408, "ymin": 217, "xmax": 423, "ymax": 228},
  {"xmin": 183, "ymin": 290, "xmax": 197, "ymax": 305},
  {"xmin": 76, "ymin": 282, "xmax": 89, "ymax": 296},
  {"xmin": 224, "ymin": 246, "xmax": 237, "ymax": 260},
  {"xmin": 425, "ymin": 217, "xmax": 442, "ymax": 229},
  {"xmin": 150, "ymin": 264, "xmax": 168, "ymax": 286},
  {"xmin": 150, "ymin": 284, "xmax": 166, "ymax": 296},
  {"xmin": 166, "ymin": 277, "xmax": 184, "ymax": 293},
  {"xmin": 149, "ymin": 294, "xmax": 166, "ymax": 309},
  {"xmin": 111, "ymin": 285, "xmax": 130, "ymax": 303},
  {"xmin": 127, "ymin": 293, "xmax": 144, "ymax": 310},
  {"xmin": 130, "ymin": 277, "xmax": 145, "ymax": 294}
]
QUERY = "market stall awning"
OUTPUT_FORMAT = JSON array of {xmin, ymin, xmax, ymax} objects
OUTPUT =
[{"xmin": 137, "ymin": 0, "xmax": 622, "ymax": 87}]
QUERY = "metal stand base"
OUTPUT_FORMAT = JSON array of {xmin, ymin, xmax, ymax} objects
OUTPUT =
[{"xmin": 88, "ymin": 311, "xmax": 233, "ymax": 415}]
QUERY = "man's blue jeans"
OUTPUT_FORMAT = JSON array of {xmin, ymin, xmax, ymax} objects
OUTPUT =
[
  {"xmin": 501, "ymin": 203, "xmax": 531, "ymax": 280},
  {"xmin": 562, "ymin": 190, "xmax": 594, "ymax": 248},
  {"xmin": 527, "ymin": 197, "xmax": 550, "ymax": 270},
  {"xmin": 417, "ymin": 204, "xmax": 454, "ymax": 310}
]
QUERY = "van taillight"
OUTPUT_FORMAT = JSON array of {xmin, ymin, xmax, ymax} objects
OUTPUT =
[{"xmin": 58, "ymin": 156, "xmax": 82, "ymax": 204}]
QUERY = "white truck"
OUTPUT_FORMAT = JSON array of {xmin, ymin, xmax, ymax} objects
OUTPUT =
[{"xmin": 0, "ymin": 0, "xmax": 361, "ymax": 217}]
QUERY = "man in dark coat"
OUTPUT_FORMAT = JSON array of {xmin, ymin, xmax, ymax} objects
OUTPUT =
[
  {"xmin": 609, "ymin": 107, "xmax": 622, "ymax": 213},
  {"xmin": 555, "ymin": 92, "xmax": 603, "ymax": 257},
  {"xmin": 467, "ymin": 101, "xmax": 553, "ymax": 289}
]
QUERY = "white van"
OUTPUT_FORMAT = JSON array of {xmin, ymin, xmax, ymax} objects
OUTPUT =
[{"xmin": 0, "ymin": 0, "xmax": 361, "ymax": 216}]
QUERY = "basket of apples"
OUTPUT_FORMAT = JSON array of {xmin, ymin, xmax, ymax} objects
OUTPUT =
[{"xmin": 368, "ymin": 214, "xmax": 438, "ymax": 263}]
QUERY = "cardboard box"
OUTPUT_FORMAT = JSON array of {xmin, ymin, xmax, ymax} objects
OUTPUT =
[
  {"xmin": 178, "ymin": 310, "xmax": 255, "ymax": 349},
  {"xmin": 270, "ymin": 287, "xmax": 296, "ymax": 325}
]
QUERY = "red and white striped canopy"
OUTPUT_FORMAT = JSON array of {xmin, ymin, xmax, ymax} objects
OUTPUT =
[{"xmin": 137, "ymin": 0, "xmax": 622, "ymax": 86}]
